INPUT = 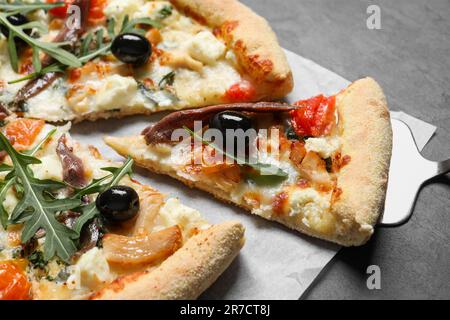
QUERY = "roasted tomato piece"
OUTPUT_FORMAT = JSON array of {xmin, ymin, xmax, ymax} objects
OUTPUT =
[
  {"xmin": 290, "ymin": 95, "xmax": 336, "ymax": 137},
  {"xmin": 0, "ymin": 262, "xmax": 32, "ymax": 300},
  {"xmin": 47, "ymin": 0, "xmax": 106, "ymax": 22},
  {"xmin": 4, "ymin": 119, "xmax": 45, "ymax": 150},
  {"xmin": 88, "ymin": 0, "xmax": 107, "ymax": 22},
  {"xmin": 47, "ymin": 0, "xmax": 74, "ymax": 19},
  {"xmin": 224, "ymin": 80, "xmax": 256, "ymax": 103}
]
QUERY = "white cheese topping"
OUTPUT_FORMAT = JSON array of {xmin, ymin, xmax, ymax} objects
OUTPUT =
[
  {"xmin": 305, "ymin": 137, "xmax": 341, "ymax": 159},
  {"xmin": 289, "ymin": 188, "xmax": 330, "ymax": 218},
  {"xmin": 94, "ymin": 75, "xmax": 138, "ymax": 111},
  {"xmin": 104, "ymin": 0, "xmax": 145, "ymax": 29},
  {"xmin": 74, "ymin": 247, "xmax": 113, "ymax": 290},
  {"xmin": 188, "ymin": 31, "xmax": 226, "ymax": 65},
  {"xmin": 156, "ymin": 198, "xmax": 209, "ymax": 239}
]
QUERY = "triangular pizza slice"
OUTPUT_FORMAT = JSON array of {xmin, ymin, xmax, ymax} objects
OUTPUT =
[
  {"xmin": 105, "ymin": 77, "xmax": 393, "ymax": 246},
  {"xmin": 0, "ymin": 0, "xmax": 292, "ymax": 122},
  {"xmin": 0, "ymin": 118, "xmax": 244, "ymax": 300}
]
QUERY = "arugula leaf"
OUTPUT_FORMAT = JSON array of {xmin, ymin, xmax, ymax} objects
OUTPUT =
[
  {"xmin": 184, "ymin": 127, "xmax": 288, "ymax": 179},
  {"xmin": 0, "ymin": 128, "xmax": 56, "ymax": 228},
  {"xmin": 0, "ymin": 132, "xmax": 81, "ymax": 262},
  {"xmin": 0, "ymin": 1, "xmax": 65, "ymax": 13},
  {"xmin": 0, "ymin": 179, "xmax": 13, "ymax": 228},
  {"xmin": 0, "ymin": 12, "xmax": 81, "ymax": 72},
  {"xmin": 72, "ymin": 157, "xmax": 134, "ymax": 235}
]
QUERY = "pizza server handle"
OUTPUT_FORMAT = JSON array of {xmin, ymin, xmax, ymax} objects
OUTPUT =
[
  {"xmin": 379, "ymin": 119, "xmax": 449, "ymax": 227},
  {"xmin": 436, "ymin": 159, "xmax": 450, "ymax": 177}
]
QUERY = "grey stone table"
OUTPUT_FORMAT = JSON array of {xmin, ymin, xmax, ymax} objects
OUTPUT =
[{"xmin": 240, "ymin": 0, "xmax": 450, "ymax": 299}]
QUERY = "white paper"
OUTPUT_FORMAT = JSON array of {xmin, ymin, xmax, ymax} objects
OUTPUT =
[{"xmin": 70, "ymin": 49, "xmax": 436, "ymax": 300}]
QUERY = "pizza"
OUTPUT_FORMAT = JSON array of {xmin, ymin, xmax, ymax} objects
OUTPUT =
[
  {"xmin": 0, "ymin": 117, "xmax": 245, "ymax": 300},
  {"xmin": 0, "ymin": 0, "xmax": 292, "ymax": 122},
  {"xmin": 105, "ymin": 77, "xmax": 393, "ymax": 246}
]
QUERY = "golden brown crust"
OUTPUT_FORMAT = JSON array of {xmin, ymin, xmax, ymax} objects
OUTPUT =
[
  {"xmin": 330, "ymin": 77, "xmax": 392, "ymax": 245},
  {"xmin": 91, "ymin": 221, "xmax": 245, "ymax": 300},
  {"xmin": 105, "ymin": 78, "xmax": 392, "ymax": 247},
  {"xmin": 169, "ymin": 0, "xmax": 293, "ymax": 100}
]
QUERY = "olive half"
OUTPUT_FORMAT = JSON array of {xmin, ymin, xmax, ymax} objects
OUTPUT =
[
  {"xmin": 96, "ymin": 186, "xmax": 140, "ymax": 222},
  {"xmin": 209, "ymin": 111, "xmax": 254, "ymax": 158},
  {"xmin": 0, "ymin": 14, "xmax": 32, "ymax": 40},
  {"xmin": 111, "ymin": 33, "xmax": 152, "ymax": 66}
]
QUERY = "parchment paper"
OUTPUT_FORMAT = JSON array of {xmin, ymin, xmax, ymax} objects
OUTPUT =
[{"xmin": 70, "ymin": 49, "xmax": 436, "ymax": 300}]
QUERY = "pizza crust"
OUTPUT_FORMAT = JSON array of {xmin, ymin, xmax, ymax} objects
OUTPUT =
[
  {"xmin": 330, "ymin": 77, "xmax": 392, "ymax": 245},
  {"xmin": 169, "ymin": 0, "xmax": 294, "ymax": 101},
  {"xmin": 91, "ymin": 221, "xmax": 245, "ymax": 300}
]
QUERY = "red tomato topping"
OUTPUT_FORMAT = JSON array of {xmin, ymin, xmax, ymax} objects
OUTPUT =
[
  {"xmin": 88, "ymin": 0, "xmax": 107, "ymax": 23},
  {"xmin": 47, "ymin": 0, "xmax": 106, "ymax": 22},
  {"xmin": 47, "ymin": 0, "xmax": 74, "ymax": 19},
  {"xmin": 224, "ymin": 81, "xmax": 256, "ymax": 103},
  {"xmin": 290, "ymin": 95, "xmax": 336, "ymax": 137},
  {"xmin": 0, "ymin": 262, "xmax": 32, "ymax": 300},
  {"xmin": 5, "ymin": 119, "xmax": 45, "ymax": 150}
]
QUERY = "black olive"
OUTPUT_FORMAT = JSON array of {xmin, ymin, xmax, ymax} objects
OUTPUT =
[
  {"xmin": 209, "ymin": 111, "xmax": 254, "ymax": 159},
  {"xmin": 96, "ymin": 186, "xmax": 140, "ymax": 222},
  {"xmin": 0, "ymin": 14, "xmax": 32, "ymax": 39},
  {"xmin": 111, "ymin": 33, "xmax": 152, "ymax": 66}
]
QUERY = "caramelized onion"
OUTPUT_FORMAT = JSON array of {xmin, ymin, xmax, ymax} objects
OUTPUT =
[{"xmin": 102, "ymin": 226, "xmax": 182, "ymax": 266}]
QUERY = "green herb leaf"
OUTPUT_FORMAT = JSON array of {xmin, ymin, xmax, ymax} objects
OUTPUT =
[
  {"xmin": 0, "ymin": 132, "xmax": 81, "ymax": 262},
  {"xmin": 0, "ymin": 179, "xmax": 14, "ymax": 228},
  {"xmin": 0, "ymin": 1, "xmax": 65, "ymax": 13},
  {"xmin": 159, "ymin": 71, "xmax": 175, "ymax": 88},
  {"xmin": 7, "ymin": 63, "xmax": 66, "ymax": 84},
  {"xmin": 7, "ymin": 31, "xmax": 18, "ymax": 72},
  {"xmin": 184, "ymin": 127, "xmax": 288, "ymax": 179},
  {"xmin": 32, "ymin": 48, "xmax": 42, "ymax": 73},
  {"xmin": 0, "ymin": 12, "xmax": 82, "ymax": 72},
  {"xmin": 158, "ymin": 5, "xmax": 173, "ymax": 19}
]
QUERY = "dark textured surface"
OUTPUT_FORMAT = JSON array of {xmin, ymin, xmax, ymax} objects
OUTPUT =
[{"xmin": 241, "ymin": 0, "xmax": 450, "ymax": 299}]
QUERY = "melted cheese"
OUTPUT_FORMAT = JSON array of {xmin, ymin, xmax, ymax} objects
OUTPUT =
[
  {"xmin": 188, "ymin": 31, "xmax": 226, "ymax": 65},
  {"xmin": 155, "ymin": 198, "xmax": 210, "ymax": 240},
  {"xmin": 305, "ymin": 137, "xmax": 340, "ymax": 159},
  {"xmin": 74, "ymin": 248, "xmax": 113, "ymax": 290}
]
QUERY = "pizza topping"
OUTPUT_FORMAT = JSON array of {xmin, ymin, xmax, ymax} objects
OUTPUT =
[
  {"xmin": 304, "ymin": 137, "xmax": 340, "ymax": 159},
  {"xmin": 102, "ymin": 225, "xmax": 182, "ymax": 266},
  {"xmin": 209, "ymin": 111, "xmax": 253, "ymax": 157},
  {"xmin": 290, "ymin": 95, "xmax": 336, "ymax": 137},
  {"xmin": 0, "ymin": 13, "xmax": 31, "ymax": 40},
  {"xmin": 224, "ymin": 81, "xmax": 256, "ymax": 103},
  {"xmin": 96, "ymin": 186, "xmax": 140, "ymax": 223},
  {"xmin": 56, "ymin": 134, "xmax": 87, "ymax": 188},
  {"xmin": 187, "ymin": 30, "xmax": 226, "ymax": 66},
  {"xmin": 297, "ymin": 151, "xmax": 334, "ymax": 191},
  {"xmin": 111, "ymin": 33, "xmax": 152, "ymax": 66},
  {"xmin": 47, "ymin": 0, "xmax": 75, "ymax": 19},
  {"xmin": 9, "ymin": 0, "xmax": 90, "ymax": 108},
  {"xmin": 143, "ymin": 102, "xmax": 296, "ymax": 144},
  {"xmin": 0, "ymin": 261, "xmax": 32, "ymax": 300},
  {"xmin": 4, "ymin": 118, "xmax": 45, "ymax": 150}
]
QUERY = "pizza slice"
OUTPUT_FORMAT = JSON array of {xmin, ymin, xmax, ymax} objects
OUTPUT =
[
  {"xmin": 105, "ymin": 77, "xmax": 393, "ymax": 246},
  {"xmin": 0, "ymin": 118, "xmax": 244, "ymax": 300},
  {"xmin": 0, "ymin": 0, "xmax": 292, "ymax": 122}
]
